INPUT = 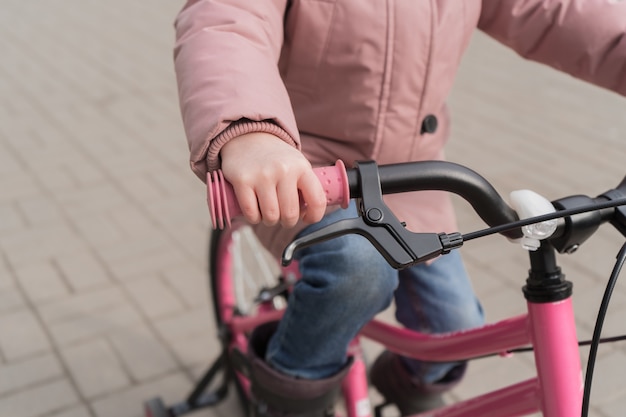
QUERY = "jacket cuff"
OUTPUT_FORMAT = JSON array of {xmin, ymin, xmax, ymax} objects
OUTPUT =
[{"xmin": 206, "ymin": 120, "xmax": 298, "ymax": 171}]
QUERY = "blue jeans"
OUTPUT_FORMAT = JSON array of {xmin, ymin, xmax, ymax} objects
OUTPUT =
[{"xmin": 266, "ymin": 202, "xmax": 484, "ymax": 384}]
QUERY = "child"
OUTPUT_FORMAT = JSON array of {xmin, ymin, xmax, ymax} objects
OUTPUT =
[{"xmin": 174, "ymin": 1, "xmax": 626, "ymax": 415}]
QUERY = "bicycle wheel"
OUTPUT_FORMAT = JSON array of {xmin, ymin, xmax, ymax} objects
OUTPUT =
[{"xmin": 209, "ymin": 222, "xmax": 290, "ymax": 416}]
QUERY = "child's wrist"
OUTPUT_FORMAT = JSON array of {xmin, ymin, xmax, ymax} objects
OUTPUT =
[{"xmin": 207, "ymin": 119, "xmax": 296, "ymax": 171}]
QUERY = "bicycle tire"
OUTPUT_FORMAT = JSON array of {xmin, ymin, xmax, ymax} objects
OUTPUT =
[{"xmin": 209, "ymin": 223, "xmax": 286, "ymax": 416}]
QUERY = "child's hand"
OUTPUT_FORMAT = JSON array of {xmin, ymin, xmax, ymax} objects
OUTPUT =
[{"xmin": 220, "ymin": 132, "xmax": 327, "ymax": 228}]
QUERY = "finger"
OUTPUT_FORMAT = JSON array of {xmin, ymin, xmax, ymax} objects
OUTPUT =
[
  {"xmin": 233, "ymin": 185, "xmax": 262, "ymax": 224},
  {"xmin": 276, "ymin": 177, "xmax": 301, "ymax": 228},
  {"xmin": 298, "ymin": 171, "xmax": 327, "ymax": 224},
  {"xmin": 256, "ymin": 184, "xmax": 281, "ymax": 226}
]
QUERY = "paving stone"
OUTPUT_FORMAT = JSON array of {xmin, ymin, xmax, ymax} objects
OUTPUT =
[
  {"xmin": 37, "ymin": 286, "xmax": 126, "ymax": 325},
  {"xmin": 574, "ymin": 284, "xmax": 626, "ymax": 331},
  {"xmin": 16, "ymin": 140, "xmax": 85, "ymax": 175},
  {"xmin": 53, "ymin": 183, "xmax": 129, "ymax": 219},
  {"xmin": 0, "ymin": 174, "xmax": 40, "ymax": 204},
  {"xmin": 599, "ymin": 397, "xmax": 626, "ymax": 417},
  {"xmin": 592, "ymin": 303, "xmax": 626, "ymax": 342},
  {"xmin": 161, "ymin": 263, "xmax": 211, "ymax": 308},
  {"xmin": 35, "ymin": 167, "xmax": 76, "ymax": 192},
  {"xmin": 48, "ymin": 303, "xmax": 143, "ymax": 346},
  {"xmin": 142, "ymin": 194, "xmax": 209, "ymax": 227},
  {"xmin": 153, "ymin": 307, "xmax": 214, "ymax": 344},
  {"xmin": 97, "ymin": 151, "xmax": 164, "ymax": 181},
  {"xmin": 149, "ymin": 167, "xmax": 199, "ymax": 197},
  {"xmin": 478, "ymin": 284, "xmax": 528, "ymax": 323},
  {"xmin": 168, "ymin": 332, "xmax": 219, "ymax": 369},
  {"xmin": 107, "ymin": 324, "xmax": 178, "ymax": 381},
  {"xmin": 0, "ymin": 203, "xmax": 25, "ymax": 233},
  {"xmin": 0, "ymin": 224, "xmax": 86, "ymax": 267},
  {"xmin": 60, "ymin": 338, "xmax": 131, "ymax": 399},
  {"xmin": 90, "ymin": 372, "xmax": 192, "ymax": 417},
  {"xmin": 107, "ymin": 205, "xmax": 161, "ymax": 237},
  {"xmin": 0, "ymin": 352, "xmax": 63, "ymax": 396},
  {"xmin": 122, "ymin": 275, "xmax": 185, "ymax": 319},
  {"xmin": 0, "ymin": 287, "xmax": 26, "ymax": 314},
  {"xmin": 0, "ymin": 379, "xmax": 79, "ymax": 417},
  {"xmin": 463, "ymin": 258, "xmax": 508, "ymax": 300},
  {"xmin": 113, "ymin": 172, "xmax": 163, "ymax": 204},
  {"xmin": 71, "ymin": 214, "xmax": 125, "ymax": 247},
  {"xmin": 17, "ymin": 196, "xmax": 65, "ymax": 226},
  {"xmin": 50, "ymin": 106, "xmax": 132, "ymax": 161},
  {"xmin": 96, "ymin": 234, "xmax": 187, "ymax": 280},
  {"xmin": 54, "ymin": 250, "xmax": 112, "ymax": 291},
  {"xmin": 0, "ymin": 112, "xmax": 49, "ymax": 154},
  {"xmin": 0, "ymin": 142, "xmax": 21, "ymax": 176},
  {"xmin": 453, "ymin": 354, "xmax": 537, "ymax": 401},
  {"xmin": 46, "ymin": 404, "xmax": 92, "ymax": 417},
  {"xmin": 0, "ymin": 258, "xmax": 15, "ymax": 291},
  {"xmin": 584, "ymin": 349, "xmax": 626, "ymax": 404},
  {"xmin": 0, "ymin": 309, "xmax": 52, "ymax": 361},
  {"xmin": 14, "ymin": 262, "xmax": 71, "ymax": 304},
  {"xmin": 61, "ymin": 159, "xmax": 106, "ymax": 188}
]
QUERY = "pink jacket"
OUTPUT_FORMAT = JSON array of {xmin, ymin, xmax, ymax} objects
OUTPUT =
[{"xmin": 174, "ymin": 0, "xmax": 626, "ymax": 256}]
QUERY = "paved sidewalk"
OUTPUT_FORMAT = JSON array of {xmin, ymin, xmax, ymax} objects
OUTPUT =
[{"xmin": 1, "ymin": 2, "xmax": 626, "ymax": 417}]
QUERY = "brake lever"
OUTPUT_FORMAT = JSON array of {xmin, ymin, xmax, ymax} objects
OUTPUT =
[
  {"xmin": 281, "ymin": 161, "xmax": 463, "ymax": 269},
  {"xmin": 281, "ymin": 216, "xmax": 456, "ymax": 268}
]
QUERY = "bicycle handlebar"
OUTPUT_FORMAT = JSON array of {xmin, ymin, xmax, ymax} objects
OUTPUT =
[
  {"xmin": 207, "ymin": 160, "xmax": 626, "ymax": 268},
  {"xmin": 207, "ymin": 159, "xmax": 521, "ymax": 238},
  {"xmin": 346, "ymin": 161, "xmax": 522, "ymax": 239}
]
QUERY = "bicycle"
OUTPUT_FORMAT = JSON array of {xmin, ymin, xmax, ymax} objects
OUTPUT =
[{"xmin": 144, "ymin": 159, "xmax": 626, "ymax": 417}]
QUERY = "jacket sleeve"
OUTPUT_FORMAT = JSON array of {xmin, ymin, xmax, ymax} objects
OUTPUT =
[
  {"xmin": 479, "ymin": 0, "xmax": 626, "ymax": 96},
  {"xmin": 174, "ymin": 0, "xmax": 299, "ymax": 180}
]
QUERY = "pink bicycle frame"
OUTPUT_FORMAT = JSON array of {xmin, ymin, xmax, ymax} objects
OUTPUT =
[
  {"xmin": 351, "ymin": 298, "xmax": 583, "ymax": 417},
  {"xmin": 223, "ymin": 287, "xmax": 582, "ymax": 416}
]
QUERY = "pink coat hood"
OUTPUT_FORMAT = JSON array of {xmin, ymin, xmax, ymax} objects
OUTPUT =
[{"xmin": 174, "ymin": 0, "xmax": 626, "ymax": 256}]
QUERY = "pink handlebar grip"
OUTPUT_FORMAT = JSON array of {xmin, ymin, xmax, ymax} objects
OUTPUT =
[{"xmin": 207, "ymin": 160, "xmax": 351, "ymax": 229}]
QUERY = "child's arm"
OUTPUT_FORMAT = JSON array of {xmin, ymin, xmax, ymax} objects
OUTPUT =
[
  {"xmin": 174, "ymin": 0, "xmax": 326, "ymax": 227},
  {"xmin": 174, "ymin": 0, "xmax": 299, "ymax": 178},
  {"xmin": 479, "ymin": 0, "xmax": 626, "ymax": 96}
]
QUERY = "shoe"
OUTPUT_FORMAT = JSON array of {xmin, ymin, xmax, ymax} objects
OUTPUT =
[
  {"xmin": 244, "ymin": 322, "xmax": 352, "ymax": 417},
  {"xmin": 370, "ymin": 351, "xmax": 465, "ymax": 416}
]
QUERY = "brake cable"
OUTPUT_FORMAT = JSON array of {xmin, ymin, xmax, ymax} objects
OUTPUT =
[
  {"xmin": 462, "ymin": 197, "xmax": 626, "ymax": 242},
  {"xmin": 581, "ymin": 242, "xmax": 626, "ymax": 417}
]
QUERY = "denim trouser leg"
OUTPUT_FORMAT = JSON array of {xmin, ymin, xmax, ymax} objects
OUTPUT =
[
  {"xmin": 266, "ymin": 203, "xmax": 398, "ymax": 379},
  {"xmin": 265, "ymin": 202, "xmax": 484, "ymax": 383},
  {"xmin": 395, "ymin": 250, "xmax": 484, "ymax": 384}
]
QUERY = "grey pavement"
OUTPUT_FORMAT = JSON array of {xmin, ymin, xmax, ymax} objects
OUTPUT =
[{"xmin": 1, "ymin": 2, "xmax": 626, "ymax": 417}]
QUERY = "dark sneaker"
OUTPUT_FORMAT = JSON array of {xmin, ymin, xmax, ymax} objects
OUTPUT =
[{"xmin": 370, "ymin": 351, "xmax": 465, "ymax": 416}]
